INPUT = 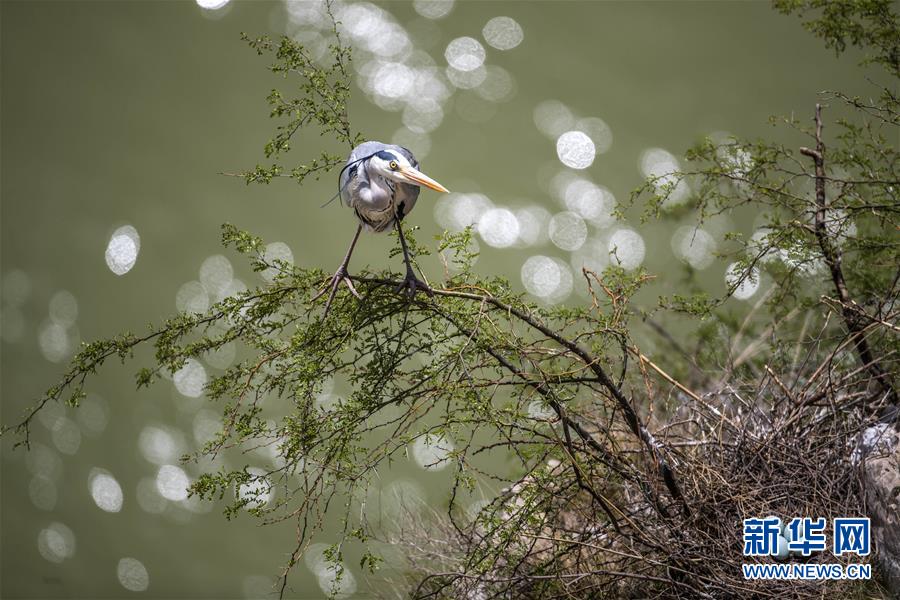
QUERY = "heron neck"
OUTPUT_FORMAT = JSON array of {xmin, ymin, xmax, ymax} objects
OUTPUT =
[{"xmin": 360, "ymin": 171, "xmax": 393, "ymax": 209}]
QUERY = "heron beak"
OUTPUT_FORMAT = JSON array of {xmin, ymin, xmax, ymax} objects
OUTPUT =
[{"xmin": 398, "ymin": 166, "xmax": 450, "ymax": 193}]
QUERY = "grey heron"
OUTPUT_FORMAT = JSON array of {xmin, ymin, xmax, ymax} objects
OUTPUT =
[{"xmin": 313, "ymin": 141, "xmax": 449, "ymax": 313}]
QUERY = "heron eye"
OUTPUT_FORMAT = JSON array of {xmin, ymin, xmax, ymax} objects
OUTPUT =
[{"xmin": 389, "ymin": 160, "xmax": 399, "ymax": 170}]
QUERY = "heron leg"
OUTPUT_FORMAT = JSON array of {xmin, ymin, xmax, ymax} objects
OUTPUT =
[
  {"xmin": 312, "ymin": 224, "xmax": 363, "ymax": 316},
  {"xmin": 395, "ymin": 220, "xmax": 433, "ymax": 299}
]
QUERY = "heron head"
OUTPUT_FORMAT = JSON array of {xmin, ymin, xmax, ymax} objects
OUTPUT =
[{"xmin": 368, "ymin": 150, "xmax": 449, "ymax": 193}]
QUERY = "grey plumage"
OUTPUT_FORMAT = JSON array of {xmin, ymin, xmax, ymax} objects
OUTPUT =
[{"xmin": 339, "ymin": 141, "xmax": 421, "ymax": 233}]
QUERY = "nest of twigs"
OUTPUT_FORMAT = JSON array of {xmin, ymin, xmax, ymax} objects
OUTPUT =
[{"xmin": 381, "ymin": 345, "xmax": 897, "ymax": 599}]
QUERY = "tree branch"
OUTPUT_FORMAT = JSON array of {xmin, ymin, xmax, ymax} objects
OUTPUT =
[{"xmin": 800, "ymin": 103, "xmax": 898, "ymax": 408}]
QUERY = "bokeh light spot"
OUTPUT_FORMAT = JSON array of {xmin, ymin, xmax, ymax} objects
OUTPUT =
[
  {"xmin": 29, "ymin": 475, "xmax": 58, "ymax": 511},
  {"xmin": 563, "ymin": 179, "xmax": 616, "ymax": 228},
  {"xmin": 39, "ymin": 320, "xmax": 72, "ymax": 363},
  {"xmin": 238, "ymin": 467, "xmax": 273, "ymax": 509},
  {"xmin": 373, "ymin": 62, "xmax": 415, "ymax": 99},
  {"xmin": 513, "ymin": 206, "xmax": 550, "ymax": 247},
  {"xmin": 639, "ymin": 148, "xmax": 690, "ymax": 207},
  {"xmin": 556, "ymin": 131, "xmax": 595, "ymax": 170},
  {"xmin": 174, "ymin": 358, "xmax": 207, "ymax": 398},
  {"xmin": 138, "ymin": 425, "xmax": 183, "ymax": 465},
  {"xmin": 413, "ymin": 0, "xmax": 454, "ymax": 19},
  {"xmin": 402, "ymin": 99, "xmax": 443, "ymax": 134},
  {"xmin": 37, "ymin": 522, "xmax": 76, "ymax": 563},
  {"xmin": 156, "ymin": 465, "xmax": 190, "ymax": 502},
  {"xmin": 49, "ymin": 290, "xmax": 78, "ymax": 327},
  {"xmin": 89, "ymin": 468, "xmax": 124, "ymax": 513},
  {"xmin": 521, "ymin": 256, "xmax": 573, "ymax": 302},
  {"xmin": 117, "ymin": 557, "xmax": 150, "ymax": 592},
  {"xmin": 607, "ymin": 229, "xmax": 646, "ymax": 271},
  {"xmin": 105, "ymin": 225, "xmax": 140, "ymax": 276},
  {"xmin": 548, "ymin": 211, "xmax": 588, "ymax": 251},
  {"xmin": 482, "ymin": 16, "xmax": 523, "ymax": 50},
  {"xmin": 304, "ymin": 544, "xmax": 358, "ymax": 599},
  {"xmin": 434, "ymin": 193, "xmax": 493, "ymax": 232},
  {"xmin": 261, "ymin": 242, "xmax": 294, "ymax": 283},
  {"xmin": 197, "ymin": 0, "xmax": 229, "ymax": 8},
  {"xmin": 478, "ymin": 208, "xmax": 520, "ymax": 248},
  {"xmin": 726, "ymin": 263, "xmax": 760, "ymax": 300},
  {"xmin": 527, "ymin": 400, "xmax": 555, "ymax": 421},
  {"xmin": 176, "ymin": 281, "xmax": 209, "ymax": 314},
  {"xmin": 192, "ymin": 409, "xmax": 222, "ymax": 446},
  {"xmin": 379, "ymin": 479, "xmax": 427, "ymax": 522},
  {"xmin": 199, "ymin": 255, "xmax": 234, "ymax": 301},
  {"xmin": 672, "ymin": 226, "xmax": 717, "ymax": 270},
  {"xmin": 37, "ymin": 400, "xmax": 66, "ymax": 431},
  {"xmin": 444, "ymin": 37, "xmax": 485, "ymax": 72},
  {"xmin": 77, "ymin": 393, "xmax": 109, "ymax": 435},
  {"xmin": 25, "ymin": 443, "xmax": 63, "ymax": 481},
  {"xmin": 51, "ymin": 417, "xmax": 82, "ymax": 456},
  {"xmin": 284, "ymin": 0, "xmax": 330, "ymax": 29},
  {"xmin": 205, "ymin": 341, "xmax": 236, "ymax": 370},
  {"xmin": 411, "ymin": 435, "xmax": 454, "ymax": 470},
  {"xmin": 316, "ymin": 563, "xmax": 357, "ymax": 599}
]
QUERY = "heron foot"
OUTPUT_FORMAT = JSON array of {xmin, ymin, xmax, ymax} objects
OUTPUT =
[
  {"xmin": 395, "ymin": 269, "xmax": 434, "ymax": 300},
  {"xmin": 312, "ymin": 265, "xmax": 361, "ymax": 317}
]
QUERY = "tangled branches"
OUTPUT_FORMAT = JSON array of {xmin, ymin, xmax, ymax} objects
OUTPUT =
[
  {"xmin": 396, "ymin": 309, "xmax": 895, "ymax": 598},
  {"xmin": 2, "ymin": 223, "xmax": 695, "ymax": 594},
  {"xmin": 4, "ymin": 221, "xmax": 895, "ymax": 598}
]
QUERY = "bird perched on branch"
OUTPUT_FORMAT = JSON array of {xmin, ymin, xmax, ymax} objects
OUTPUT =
[{"xmin": 313, "ymin": 141, "xmax": 449, "ymax": 314}]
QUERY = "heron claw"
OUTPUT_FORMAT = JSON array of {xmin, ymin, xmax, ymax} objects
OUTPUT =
[
  {"xmin": 312, "ymin": 266, "xmax": 360, "ymax": 317},
  {"xmin": 395, "ymin": 270, "xmax": 433, "ymax": 300}
]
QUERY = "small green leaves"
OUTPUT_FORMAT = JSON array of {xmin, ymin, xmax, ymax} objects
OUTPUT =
[
  {"xmin": 232, "ymin": 27, "xmax": 362, "ymax": 188},
  {"xmin": 774, "ymin": 0, "xmax": 900, "ymax": 77},
  {"xmin": 221, "ymin": 222, "xmax": 263, "ymax": 254}
]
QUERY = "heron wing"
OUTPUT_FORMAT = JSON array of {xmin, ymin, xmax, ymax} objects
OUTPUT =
[{"xmin": 339, "ymin": 141, "xmax": 391, "ymax": 208}]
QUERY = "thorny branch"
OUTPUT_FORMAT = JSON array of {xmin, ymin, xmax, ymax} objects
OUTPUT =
[{"xmin": 800, "ymin": 103, "xmax": 898, "ymax": 408}]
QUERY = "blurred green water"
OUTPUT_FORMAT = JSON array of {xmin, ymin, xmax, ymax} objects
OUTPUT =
[{"xmin": 1, "ymin": 1, "xmax": 872, "ymax": 597}]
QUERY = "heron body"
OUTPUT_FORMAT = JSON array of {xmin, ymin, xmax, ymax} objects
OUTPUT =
[
  {"xmin": 340, "ymin": 141, "xmax": 423, "ymax": 233},
  {"xmin": 314, "ymin": 140, "xmax": 449, "ymax": 314}
]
